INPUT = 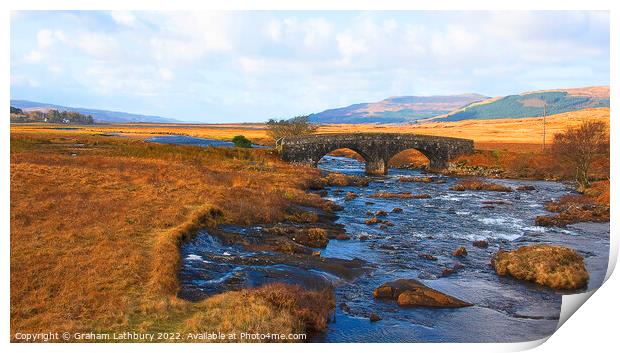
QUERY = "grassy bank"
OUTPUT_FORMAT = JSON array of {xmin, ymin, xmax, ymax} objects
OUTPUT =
[{"xmin": 10, "ymin": 130, "xmax": 333, "ymax": 341}]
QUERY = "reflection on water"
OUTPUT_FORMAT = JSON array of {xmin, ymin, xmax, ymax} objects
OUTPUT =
[{"xmin": 181, "ymin": 154, "xmax": 610, "ymax": 343}]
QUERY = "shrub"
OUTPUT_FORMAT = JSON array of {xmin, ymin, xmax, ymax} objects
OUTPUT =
[
  {"xmin": 266, "ymin": 115, "xmax": 318, "ymax": 142},
  {"xmin": 232, "ymin": 135, "xmax": 252, "ymax": 148}
]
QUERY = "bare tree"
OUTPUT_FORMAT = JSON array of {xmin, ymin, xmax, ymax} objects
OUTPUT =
[
  {"xmin": 266, "ymin": 115, "xmax": 318, "ymax": 142},
  {"xmin": 553, "ymin": 121, "xmax": 608, "ymax": 190}
]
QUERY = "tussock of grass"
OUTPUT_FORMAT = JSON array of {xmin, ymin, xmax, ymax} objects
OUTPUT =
[
  {"xmin": 492, "ymin": 245, "xmax": 588, "ymax": 290},
  {"xmin": 450, "ymin": 178, "xmax": 512, "ymax": 192},
  {"xmin": 398, "ymin": 176, "xmax": 434, "ymax": 183},
  {"xmin": 184, "ymin": 283, "xmax": 334, "ymax": 342},
  {"xmin": 322, "ymin": 172, "xmax": 369, "ymax": 187}
]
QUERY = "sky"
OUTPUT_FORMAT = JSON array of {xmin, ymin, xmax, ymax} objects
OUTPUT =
[{"xmin": 10, "ymin": 11, "xmax": 609, "ymax": 123}]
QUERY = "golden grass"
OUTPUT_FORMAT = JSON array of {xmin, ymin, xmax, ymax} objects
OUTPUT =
[
  {"xmin": 183, "ymin": 283, "xmax": 334, "ymax": 342},
  {"xmin": 12, "ymin": 107, "xmax": 609, "ymax": 146},
  {"xmin": 317, "ymin": 107, "xmax": 610, "ymax": 144},
  {"xmin": 535, "ymin": 181, "xmax": 610, "ymax": 227},
  {"xmin": 10, "ymin": 131, "xmax": 333, "ymax": 341},
  {"xmin": 450, "ymin": 178, "xmax": 513, "ymax": 192},
  {"xmin": 9, "ymin": 106, "xmax": 610, "ymax": 339},
  {"xmin": 492, "ymin": 245, "xmax": 589, "ymax": 290}
]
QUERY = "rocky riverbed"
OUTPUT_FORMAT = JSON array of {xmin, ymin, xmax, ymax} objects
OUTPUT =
[{"xmin": 179, "ymin": 154, "xmax": 610, "ymax": 343}]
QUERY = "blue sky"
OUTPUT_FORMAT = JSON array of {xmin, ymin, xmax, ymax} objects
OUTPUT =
[{"xmin": 10, "ymin": 11, "xmax": 609, "ymax": 123}]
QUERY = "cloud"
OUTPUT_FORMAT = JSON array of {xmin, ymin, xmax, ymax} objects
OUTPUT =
[
  {"xmin": 337, "ymin": 33, "xmax": 367, "ymax": 62},
  {"xmin": 159, "ymin": 68, "xmax": 174, "ymax": 80},
  {"xmin": 10, "ymin": 11, "xmax": 610, "ymax": 122},
  {"xmin": 267, "ymin": 20, "xmax": 282, "ymax": 41},
  {"xmin": 149, "ymin": 12, "xmax": 234, "ymax": 65},
  {"xmin": 239, "ymin": 57, "xmax": 266, "ymax": 73},
  {"xmin": 81, "ymin": 64, "xmax": 162, "ymax": 96},
  {"xmin": 24, "ymin": 50, "xmax": 43, "ymax": 63},
  {"xmin": 110, "ymin": 11, "xmax": 136, "ymax": 26},
  {"xmin": 76, "ymin": 32, "xmax": 120, "ymax": 59},
  {"xmin": 37, "ymin": 29, "xmax": 55, "ymax": 48},
  {"xmin": 11, "ymin": 75, "xmax": 39, "ymax": 87}
]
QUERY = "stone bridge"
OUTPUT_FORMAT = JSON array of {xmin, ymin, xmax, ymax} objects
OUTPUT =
[{"xmin": 277, "ymin": 133, "xmax": 474, "ymax": 175}]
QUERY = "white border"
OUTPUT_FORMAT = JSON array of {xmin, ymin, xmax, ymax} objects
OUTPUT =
[{"xmin": 2, "ymin": 1, "xmax": 617, "ymax": 352}]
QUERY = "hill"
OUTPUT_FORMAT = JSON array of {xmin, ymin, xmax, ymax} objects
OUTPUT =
[
  {"xmin": 10, "ymin": 100, "xmax": 179, "ymax": 124},
  {"xmin": 308, "ymin": 94, "xmax": 488, "ymax": 124},
  {"xmin": 434, "ymin": 86, "xmax": 609, "ymax": 122}
]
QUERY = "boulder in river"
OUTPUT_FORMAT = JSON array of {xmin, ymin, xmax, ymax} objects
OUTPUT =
[
  {"xmin": 375, "ymin": 210, "xmax": 388, "ymax": 217},
  {"xmin": 492, "ymin": 244, "xmax": 589, "ymax": 290},
  {"xmin": 472, "ymin": 240, "xmax": 489, "ymax": 248},
  {"xmin": 373, "ymin": 279, "xmax": 472, "ymax": 308},
  {"xmin": 345, "ymin": 192, "xmax": 358, "ymax": 201},
  {"xmin": 391, "ymin": 207, "xmax": 403, "ymax": 213},
  {"xmin": 365, "ymin": 217, "xmax": 381, "ymax": 225},
  {"xmin": 294, "ymin": 228, "xmax": 329, "ymax": 248},
  {"xmin": 452, "ymin": 246, "xmax": 468, "ymax": 257},
  {"xmin": 516, "ymin": 185, "xmax": 536, "ymax": 191},
  {"xmin": 369, "ymin": 313, "xmax": 382, "ymax": 322},
  {"xmin": 418, "ymin": 253, "xmax": 438, "ymax": 261},
  {"xmin": 441, "ymin": 262, "xmax": 464, "ymax": 277}
]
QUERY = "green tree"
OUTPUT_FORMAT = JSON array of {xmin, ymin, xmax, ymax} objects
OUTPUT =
[
  {"xmin": 266, "ymin": 115, "xmax": 318, "ymax": 142},
  {"xmin": 232, "ymin": 135, "xmax": 252, "ymax": 148}
]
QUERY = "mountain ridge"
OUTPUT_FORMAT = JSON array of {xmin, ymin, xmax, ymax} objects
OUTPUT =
[
  {"xmin": 433, "ymin": 86, "xmax": 609, "ymax": 122},
  {"xmin": 309, "ymin": 86, "xmax": 609, "ymax": 124},
  {"xmin": 10, "ymin": 100, "xmax": 179, "ymax": 124},
  {"xmin": 308, "ymin": 93, "xmax": 488, "ymax": 124}
]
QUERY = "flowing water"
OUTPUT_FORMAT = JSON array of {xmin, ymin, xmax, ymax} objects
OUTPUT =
[
  {"xmin": 146, "ymin": 134, "xmax": 266, "ymax": 148},
  {"xmin": 179, "ymin": 154, "xmax": 610, "ymax": 343}
]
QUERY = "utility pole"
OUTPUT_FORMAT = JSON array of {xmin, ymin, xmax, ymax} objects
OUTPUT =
[{"xmin": 542, "ymin": 101, "xmax": 547, "ymax": 152}]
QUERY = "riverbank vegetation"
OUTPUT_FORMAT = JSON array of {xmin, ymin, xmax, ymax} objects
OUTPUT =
[
  {"xmin": 535, "ymin": 181, "xmax": 610, "ymax": 227},
  {"xmin": 10, "ymin": 130, "xmax": 334, "ymax": 341}
]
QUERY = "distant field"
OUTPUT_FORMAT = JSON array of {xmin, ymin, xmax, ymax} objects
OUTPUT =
[{"xmin": 11, "ymin": 107, "xmax": 610, "ymax": 151}]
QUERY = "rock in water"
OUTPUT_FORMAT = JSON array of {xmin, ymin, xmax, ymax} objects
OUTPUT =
[
  {"xmin": 492, "ymin": 245, "xmax": 589, "ymax": 290},
  {"xmin": 369, "ymin": 313, "xmax": 382, "ymax": 322},
  {"xmin": 452, "ymin": 246, "xmax": 468, "ymax": 257},
  {"xmin": 373, "ymin": 279, "xmax": 472, "ymax": 308},
  {"xmin": 472, "ymin": 240, "xmax": 489, "ymax": 248}
]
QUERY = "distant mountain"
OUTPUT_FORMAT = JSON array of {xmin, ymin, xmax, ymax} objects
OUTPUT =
[
  {"xmin": 433, "ymin": 86, "xmax": 610, "ymax": 122},
  {"xmin": 308, "ymin": 94, "xmax": 489, "ymax": 124},
  {"xmin": 10, "ymin": 100, "xmax": 179, "ymax": 123}
]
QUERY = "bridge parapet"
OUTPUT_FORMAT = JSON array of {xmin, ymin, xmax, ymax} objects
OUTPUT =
[{"xmin": 279, "ymin": 133, "xmax": 474, "ymax": 175}]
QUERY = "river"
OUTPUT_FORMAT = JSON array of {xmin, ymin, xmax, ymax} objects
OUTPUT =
[{"xmin": 151, "ymin": 136, "xmax": 609, "ymax": 343}]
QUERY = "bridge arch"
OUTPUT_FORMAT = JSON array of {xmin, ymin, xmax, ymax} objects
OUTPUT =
[
  {"xmin": 323, "ymin": 148, "xmax": 368, "ymax": 163},
  {"xmin": 388, "ymin": 148, "xmax": 432, "ymax": 169},
  {"xmin": 278, "ymin": 133, "xmax": 474, "ymax": 175}
]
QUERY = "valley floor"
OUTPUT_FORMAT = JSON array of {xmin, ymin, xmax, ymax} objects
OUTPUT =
[{"xmin": 9, "ymin": 106, "xmax": 610, "ymax": 342}]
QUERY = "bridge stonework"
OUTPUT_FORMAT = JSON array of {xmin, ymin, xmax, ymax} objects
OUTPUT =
[{"xmin": 277, "ymin": 133, "xmax": 474, "ymax": 175}]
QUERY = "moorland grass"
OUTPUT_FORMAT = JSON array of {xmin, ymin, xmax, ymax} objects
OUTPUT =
[{"xmin": 10, "ymin": 131, "xmax": 332, "ymax": 341}]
